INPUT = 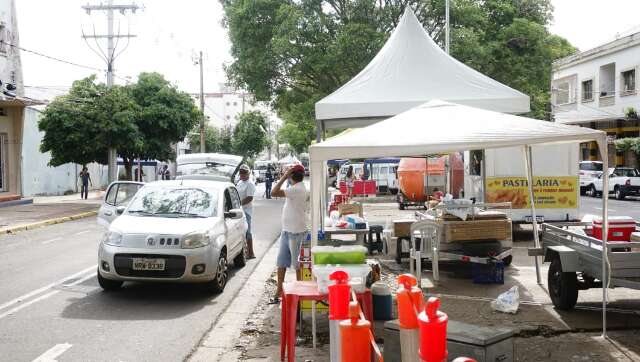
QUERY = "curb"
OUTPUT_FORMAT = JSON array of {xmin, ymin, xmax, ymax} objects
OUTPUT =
[{"xmin": 0, "ymin": 210, "xmax": 98, "ymax": 235}]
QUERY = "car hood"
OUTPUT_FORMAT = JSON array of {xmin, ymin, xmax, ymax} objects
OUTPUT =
[{"xmin": 110, "ymin": 214, "xmax": 221, "ymax": 235}]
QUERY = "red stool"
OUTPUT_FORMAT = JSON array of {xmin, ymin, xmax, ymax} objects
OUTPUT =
[{"xmin": 280, "ymin": 281, "xmax": 373, "ymax": 362}]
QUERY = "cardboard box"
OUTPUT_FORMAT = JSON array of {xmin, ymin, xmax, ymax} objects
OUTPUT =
[
  {"xmin": 443, "ymin": 219, "xmax": 512, "ymax": 242},
  {"xmin": 339, "ymin": 202, "xmax": 363, "ymax": 217},
  {"xmin": 393, "ymin": 219, "xmax": 414, "ymax": 238}
]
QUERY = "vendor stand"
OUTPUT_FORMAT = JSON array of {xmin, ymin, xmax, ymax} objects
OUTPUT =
[{"xmin": 309, "ymin": 100, "xmax": 611, "ymax": 336}]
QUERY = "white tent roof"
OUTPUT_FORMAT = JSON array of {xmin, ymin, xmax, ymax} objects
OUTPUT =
[
  {"xmin": 309, "ymin": 100, "xmax": 605, "ymax": 161},
  {"xmin": 314, "ymin": 8, "xmax": 531, "ymax": 128},
  {"xmin": 278, "ymin": 155, "xmax": 300, "ymax": 165}
]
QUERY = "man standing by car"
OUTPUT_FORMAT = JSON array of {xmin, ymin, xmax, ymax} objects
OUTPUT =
[
  {"xmin": 270, "ymin": 164, "xmax": 308, "ymax": 302},
  {"xmin": 237, "ymin": 165, "xmax": 256, "ymax": 259}
]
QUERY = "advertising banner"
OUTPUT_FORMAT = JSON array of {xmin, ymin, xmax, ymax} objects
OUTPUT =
[{"xmin": 485, "ymin": 176, "xmax": 578, "ymax": 209}]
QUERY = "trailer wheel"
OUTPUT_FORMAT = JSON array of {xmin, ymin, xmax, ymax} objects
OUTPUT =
[{"xmin": 548, "ymin": 256, "xmax": 578, "ymax": 310}]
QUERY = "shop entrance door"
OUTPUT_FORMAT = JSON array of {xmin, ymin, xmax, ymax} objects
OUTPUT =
[{"xmin": 0, "ymin": 133, "xmax": 6, "ymax": 192}]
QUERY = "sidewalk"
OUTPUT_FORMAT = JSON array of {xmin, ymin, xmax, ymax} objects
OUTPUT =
[{"xmin": 0, "ymin": 191, "xmax": 103, "ymax": 234}]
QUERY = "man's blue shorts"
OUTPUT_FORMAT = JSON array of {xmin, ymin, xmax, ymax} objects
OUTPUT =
[{"xmin": 276, "ymin": 231, "xmax": 307, "ymax": 270}]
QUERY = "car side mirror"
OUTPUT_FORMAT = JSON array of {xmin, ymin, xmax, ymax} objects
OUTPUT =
[
  {"xmin": 116, "ymin": 206, "xmax": 126, "ymax": 215},
  {"xmin": 224, "ymin": 208, "xmax": 244, "ymax": 219}
]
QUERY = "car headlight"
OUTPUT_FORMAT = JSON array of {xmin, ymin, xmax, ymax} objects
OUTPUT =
[
  {"xmin": 103, "ymin": 230, "xmax": 123, "ymax": 246},
  {"xmin": 182, "ymin": 231, "xmax": 210, "ymax": 249}
]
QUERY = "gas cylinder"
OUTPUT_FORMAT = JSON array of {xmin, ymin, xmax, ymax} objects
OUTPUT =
[
  {"xmin": 418, "ymin": 297, "xmax": 448, "ymax": 362},
  {"xmin": 329, "ymin": 270, "xmax": 351, "ymax": 362},
  {"xmin": 397, "ymin": 274, "xmax": 423, "ymax": 362},
  {"xmin": 339, "ymin": 301, "xmax": 371, "ymax": 362}
]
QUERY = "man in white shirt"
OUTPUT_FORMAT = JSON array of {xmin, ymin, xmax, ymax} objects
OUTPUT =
[
  {"xmin": 270, "ymin": 164, "xmax": 308, "ymax": 302},
  {"xmin": 236, "ymin": 165, "xmax": 256, "ymax": 259}
]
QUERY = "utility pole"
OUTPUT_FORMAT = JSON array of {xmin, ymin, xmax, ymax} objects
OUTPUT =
[
  {"xmin": 198, "ymin": 51, "xmax": 205, "ymax": 153},
  {"xmin": 82, "ymin": 0, "xmax": 138, "ymax": 183},
  {"xmin": 445, "ymin": 0, "xmax": 450, "ymax": 54}
]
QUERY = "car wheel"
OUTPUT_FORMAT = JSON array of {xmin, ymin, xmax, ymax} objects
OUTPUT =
[
  {"xmin": 390, "ymin": 188, "xmax": 398, "ymax": 195},
  {"xmin": 234, "ymin": 239, "xmax": 248, "ymax": 268},
  {"xmin": 502, "ymin": 255, "xmax": 513, "ymax": 267},
  {"xmin": 548, "ymin": 256, "xmax": 578, "ymax": 310},
  {"xmin": 615, "ymin": 186, "xmax": 625, "ymax": 200},
  {"xmin": 588, "ymin": 185, "xmax": 597, "ymax": 197},
  {"xmin": 97, "ymin": 270, "xmax": 123, "ymax": 291},
  {"xmin": 208, "ymin": 250, "xmax": 228, "ymax": 293}
]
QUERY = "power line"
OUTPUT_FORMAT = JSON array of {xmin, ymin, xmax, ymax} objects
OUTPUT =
[{"xmin": 1, "ymin": 40, "xmax": 103, "ymax": 72}]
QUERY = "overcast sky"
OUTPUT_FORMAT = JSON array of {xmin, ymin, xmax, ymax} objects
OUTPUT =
[{"xmin": 16, "ymin": 0, "xmax": 640, "ymax": 94}]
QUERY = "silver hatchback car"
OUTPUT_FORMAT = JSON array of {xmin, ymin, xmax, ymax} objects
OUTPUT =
[{"xmin": 96, "ymin": 179, "xmax": 248, "ymax": 293}]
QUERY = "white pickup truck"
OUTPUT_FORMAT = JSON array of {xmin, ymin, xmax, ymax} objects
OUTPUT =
[{"xmin": 587, "ymin": 167, "xmax": 640, "ymax": 200}]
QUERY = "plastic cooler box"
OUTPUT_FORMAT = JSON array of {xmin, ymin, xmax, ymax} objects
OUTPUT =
[
  {"xmin": 592, "ymin": 216, "xmax": 637, "ymax": 241},
  {"xmin": 312, "ymin": 264, "xmax": 371, "ymax": 294},
  {"xmin": 312, "ymin": 245, "xmax": 367, "ymax": 265}
]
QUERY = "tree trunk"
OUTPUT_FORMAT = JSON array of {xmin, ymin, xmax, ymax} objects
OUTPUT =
[{"xmin": 123, "ymin": 158, "xmax": 133, "ymax": 181}]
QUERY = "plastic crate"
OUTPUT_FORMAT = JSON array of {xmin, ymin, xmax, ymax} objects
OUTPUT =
[{"xmin": 471, "ymin": 261, "xmax": 504, "ymax": 284}]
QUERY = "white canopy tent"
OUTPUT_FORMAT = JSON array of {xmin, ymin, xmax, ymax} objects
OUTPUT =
[
  {"xmin": 314, "ymin": 8, "xmax": 530, "ymax": 131},
  {"xmin": 278, "ymin": 155, "xmax": 300, "ymax": 165},
  {"xmin": 309, "ymin": 100, "xmax": 612, "ymax": 335}
]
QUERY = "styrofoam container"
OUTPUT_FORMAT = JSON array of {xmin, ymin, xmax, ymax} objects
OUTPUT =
[{"xmin": 312, "ymin": 264, "xmax": 371, "ymax": 294}]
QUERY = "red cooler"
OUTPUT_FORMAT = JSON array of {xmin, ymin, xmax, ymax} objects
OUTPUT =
[{"xmin": 592, "ymin": 216, "xmax": 637, "ymax": 241}]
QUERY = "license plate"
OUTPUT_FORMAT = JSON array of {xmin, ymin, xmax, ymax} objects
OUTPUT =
[
  {"xmin": 132, "ymin": 258, "xmax": 166, "ymax": 271},
  {"xmin": 524, "ymin": 216, "xmax": 545, "ymax": 223}
]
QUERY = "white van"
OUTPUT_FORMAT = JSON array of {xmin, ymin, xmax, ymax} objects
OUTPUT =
[
  {"xmin": 463, "ymin": 144, "xmax": 580, "ymax": 223},
  {"xmin": 338, "ymin": 162, "xmax": 399, "ymax": 194},
  {"xmin": 253, "ymin": 160, "xmax": 277, "ymax": 183}
]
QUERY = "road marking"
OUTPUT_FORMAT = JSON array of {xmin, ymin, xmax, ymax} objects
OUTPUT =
[
  {"xmin": 0, "ymin": 265, "xmax": 96, "ymax": 312},
  {"xmin": 42, "ymin": 237, "xmax": 62, "ymax": 245},
  {"xmin": 32, "ymin": 343, "xmax": 72, "ymax": 362},
  {"xmin": 75, "ymin": 230, "xmax": 91, "ymax": 235},
  {"xmin": 0, "ymin": 272, "xmax": 95, "ymax": 320}
]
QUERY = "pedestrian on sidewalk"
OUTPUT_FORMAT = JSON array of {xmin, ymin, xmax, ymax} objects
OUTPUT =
[
  {"xmin": 78, "ymin": 166, "xmax": 92, "ymax": 200},
  {"xmin": 265, "ymin": 165, "xmax": 274, "ymax": 199},
  {"xmin": 270, "ymin": 164, "xmax": 308, "ymax": 303},
  {"xmin": 160, "ymin": 165, "xmax": 171, "ymax": 180},
  {"xmin": 237, "ymin": 164, "xmax": 257, "ymax": 259}
]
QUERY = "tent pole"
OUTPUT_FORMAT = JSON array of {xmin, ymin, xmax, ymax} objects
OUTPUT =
[
  {"xmin": 599, "ymin": 137, "xmax": 609, "ymax": 338},
  {"xmin": 523, "ymin": 145, "xmax": 542, "ymax": 285}
]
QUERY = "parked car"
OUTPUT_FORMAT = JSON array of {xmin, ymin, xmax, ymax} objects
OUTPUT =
[
  {"xmin": 96, "ymin": 179, "xmax": 248, "ymax": 293},
  {"xmin": 579, "ymin": 161, "xmax": 603, "ymax": 195},
  {"xmin": 587, "ymin": 167, "xmax": 640, "ymax": 200}
]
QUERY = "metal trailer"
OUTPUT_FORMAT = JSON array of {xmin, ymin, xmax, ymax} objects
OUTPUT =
[
  {"xmin": 410, "ymin": 203, "xmax": 514, "ymax": 285},
  {"xmin": 531, "ymin": 222, "xmax": 640, "ymax": 310}
]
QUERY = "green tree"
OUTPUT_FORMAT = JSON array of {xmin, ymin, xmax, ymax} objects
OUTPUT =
[
  {"xmin": 222, "ymin": 0, "xmax": 576, "ymax": 151},
  {"xmin": 39, "ymin": 73, "xmax": 199, "ymax": 180},
  {"xmin": 232, "ymin": 111, "xmax": 270, "ymax": 159},
  {"xmin": 188, "ymin": 125, "xmax": 222, "ymax": 153},
  {"xmin": 219, "ymin": 125, "xmax": 235, "ymax": 154}
]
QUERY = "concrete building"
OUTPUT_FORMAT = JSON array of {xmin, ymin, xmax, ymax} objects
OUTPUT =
[
  {"xmin": 0, "ymin": 0, "xmax": 45, "ymax": 202},
  {"xmin": 552, "ymin": 32, "xmax": 640, "ymax": 166}
]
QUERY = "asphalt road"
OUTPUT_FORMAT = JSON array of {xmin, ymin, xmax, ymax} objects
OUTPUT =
[
  {"xmin": 579, "ymin": 195, "xmax": 640, "ymax": 220},
  {"xmin": 0, "ymin": 196, "xmax": 284, "ymax": 362}
]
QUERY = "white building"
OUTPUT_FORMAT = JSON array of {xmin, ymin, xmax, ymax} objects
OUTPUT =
[
  {"xmin": 21, "ymin": 86, "xmax": 108, "ymax": 196},
  {"xmin": 552, "ymin": 32, "xmax": 640, "ymax": 166},
  {"xmin": 190, "ymin": 83, "xmax": 282, "ymax": 158}
]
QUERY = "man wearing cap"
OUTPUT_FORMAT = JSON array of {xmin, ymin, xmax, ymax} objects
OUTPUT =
[
  {"xmin": 270, "ymin": 164, "xmax": 308, "ymax": 302},
  {"xmin": 237, "ymin": 165, "xmax": 256, "ymax": 259}
]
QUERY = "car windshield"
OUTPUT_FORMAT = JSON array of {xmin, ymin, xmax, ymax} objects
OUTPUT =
[
  {"xmin": 126, "ymin": 187, "xmax": 218, "ymax": 217},
  {"xmin": 176, "ymin": 162, "xmax": 236, "ymax": 179},
  {"xmin": 615, "ymin": 168, "xmax": 639, "ymax": 177},
  {"xmin": 580, "ymin": 163, "xmax": 603, "ymax": 171}
]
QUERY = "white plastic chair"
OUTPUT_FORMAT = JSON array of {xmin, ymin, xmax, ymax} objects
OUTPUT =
[{"xmin": 409, "ymin": 219, "xmax": 440, "ymax": 287}]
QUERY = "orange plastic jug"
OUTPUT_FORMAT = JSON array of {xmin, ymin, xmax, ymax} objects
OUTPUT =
[
  {"xmin": 340, "ymin": 302, "xmax": 371, "ymax": 362},
  {"xmin": 397, "ymin": 274, "xmax": 423, "ymax": 329},
  {"xmin": 418, "ymin": 297, "xmax": 448, "ymax": 362},
  {"xmin": 329, "ymin": 270, "xmax": 351, "ymax": 320}
]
